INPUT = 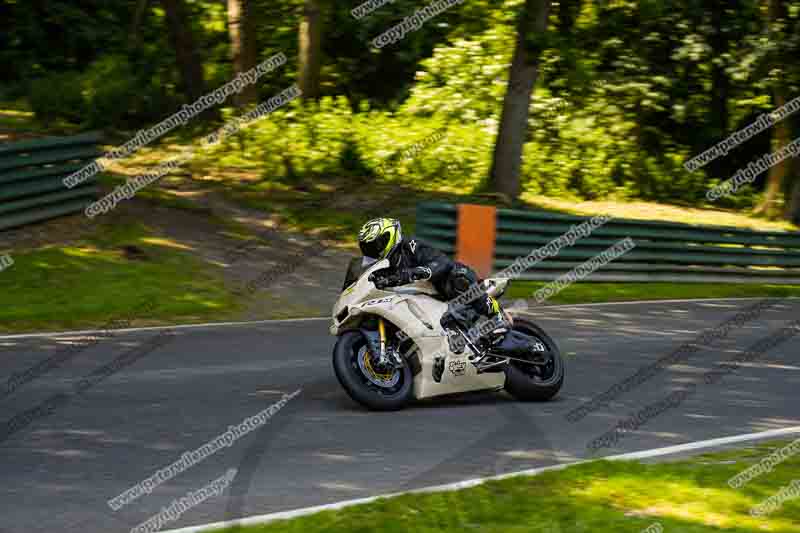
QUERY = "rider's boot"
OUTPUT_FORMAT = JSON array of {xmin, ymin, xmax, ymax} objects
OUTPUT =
[
  {"xmin": 490, "ymin": 329, "xmax": 544, "ymax": 357},
  {"xmin": 440, "ymin": 305, "xmax": 476, "ymax": 354},
  {"xmin": 487, "ymin": 310, "xmax": 548, "ymax": 358},
  {"xmin": 442, "ymin": 297, "xmax": 505, "ymax": 358},
  {"xmin": 477, "ymin": 298, "xmax": 547, "ymax": 358},
  {"xmin": 479, "ymin": 296, "xmax": 512, "ymax": 346}
]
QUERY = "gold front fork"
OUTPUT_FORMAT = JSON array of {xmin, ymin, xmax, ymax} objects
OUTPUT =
[{"xmin": 378, "ymin": 317, "xmax": 387, "ymax": 359}]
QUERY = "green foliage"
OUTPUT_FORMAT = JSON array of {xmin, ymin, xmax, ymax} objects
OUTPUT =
[
  {"xmin": 401, "ymin": 26, "xmax": 512, "ymax": 121},
  {"xmin": 82, "ymin": 55, "xmax": 149, "ymax": 128},
  {"xmin": 27, "ymin": 55, "xmax": 179, "ymax": 129},
  {"xmin": 194, "ymin": 96, "xmax": 493, "ymax": 193},
  {"xmin": 7, "ymin": 0, "xmax": 800, "ymax": 212},
  {"xmin": 28, "ymin": 72, "xmax": 86, "ymax": 125}
]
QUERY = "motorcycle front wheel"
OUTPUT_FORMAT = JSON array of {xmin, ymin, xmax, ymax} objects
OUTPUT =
[
  {"xmin": 333, "ymin": 330, "xmax": 414, "ymax": 411},
  {"xmin": 503, "ymin": 317, "xmax": 565, "ymax": 401}
]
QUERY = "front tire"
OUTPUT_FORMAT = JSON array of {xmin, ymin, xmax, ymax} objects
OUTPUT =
[
  {"xmin": 503, "ymin": 317, "xmax": 565, "ymax": 401},
  {"xmin": 333, "ymin": 330, "xmax": 414, "ymax": 411}
]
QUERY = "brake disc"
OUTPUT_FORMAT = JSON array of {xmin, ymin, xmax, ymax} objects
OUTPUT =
[{"xmin": 357, "ymin": 346, "xmax": 400, "ymax": 388}]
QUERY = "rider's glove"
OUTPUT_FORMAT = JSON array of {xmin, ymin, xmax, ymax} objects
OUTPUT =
[
  {"xmin": 407, "ymin": 266, "xmax": 432, "ymax": 282},
  {"xmin": 369, "ymin": 267, "xmax": 432, "ymax": 289},
  {"xmin": 393, "ymin": 267, "xmax": 432, "ymax": 286},
  {"xmin": 369, "ymin": 271, "xmax": 400, "ymax": 289}
]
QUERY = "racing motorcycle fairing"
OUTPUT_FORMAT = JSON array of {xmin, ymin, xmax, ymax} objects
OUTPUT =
[{"xmin": 330, "ymin": 259, "xmax": 505, "ymax": 399}]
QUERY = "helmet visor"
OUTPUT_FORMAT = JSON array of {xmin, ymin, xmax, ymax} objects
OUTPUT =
[{"xmin": 359, "ymin": 231, "xmax": 391, "ymax": 259}]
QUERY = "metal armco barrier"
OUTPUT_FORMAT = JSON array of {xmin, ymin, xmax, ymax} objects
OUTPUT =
[
  {"xmin": 0, "ymin": 132, "xmax": 102, "ymax": 231},
  {"xmin": 416, "ymin": 202, "xmax": 800, "ymax": 283}
]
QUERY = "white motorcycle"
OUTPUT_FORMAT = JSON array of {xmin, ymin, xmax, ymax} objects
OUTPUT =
[{"xmin": 330, "ymin": 258, "xmax": 565, "ymax": 410}]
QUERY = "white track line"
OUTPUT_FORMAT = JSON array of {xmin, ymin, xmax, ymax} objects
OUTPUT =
[
  {"xmin": 3, "ymin": 297, "xmax": 795, "ymax": 341},
  {"xmin": 162, "ymin": 426, "xmax": 800, "ymax": 533},
  {"xmin": 0, "ymin": 317, "xmax": 329, "ymax": 340}
]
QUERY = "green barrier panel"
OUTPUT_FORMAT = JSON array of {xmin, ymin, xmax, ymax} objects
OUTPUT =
[
  {"xmin": 0, "ymin": 164, "xmax": 87, "ymax": 185},
  {"xmin": 416, "ymin": 202, "xmax": 458, "ymax": 248},
  {"xmin": 495, "ymin": 247, "xmax": 800, "ymax": 267},
  {"xmin": 493, "ymin": 259, "xmax": 800, "ymax": 277},
  {"xmin": 494, "ymin": 237, "xmax": 800, "ymax": 258},
  {"xmin": 0, "ymin": 186, "xmax": 99, "ymax": 216},
  {"xmin": 498, "ymin": 206, "xmax": 800, "ymax": 241},
  {"xmin": 0, "ymin": 146, "xmax": 103, "ymax": 172},
  {"xmin": 416, "ymin": 201, "xmax": 800, "ymax": 284},
  {"xmin": 0, "ymin": 199, "xmax": 96, "ymax": 231},
  {"xmin": 0, "ymin": 132, "xmax": 102, "ymax": 156},
  {"xmin": 0, "ymin": 175, "xmax": 95, "ymax": 202},
  {"xmin": 498, "ymin": 219, "xmax": 800, "ymax": 248},
  {"xmin": 0, "ymin": 134, "xmax": 102, "ymax": 231}
]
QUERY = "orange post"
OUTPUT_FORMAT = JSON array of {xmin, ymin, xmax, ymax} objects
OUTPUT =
[{"xmin": 455, "ymin": 204, "xmax": 497, "ymax": 278}]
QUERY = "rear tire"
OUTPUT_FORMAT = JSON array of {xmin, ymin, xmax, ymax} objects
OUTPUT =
[
  {"xmin": 333, "ymin": 330, "xmax": 413, "ymax": 411},
  {"xmin": 503, "ymin": 317, "xmax": 564, "ymax": 401}
]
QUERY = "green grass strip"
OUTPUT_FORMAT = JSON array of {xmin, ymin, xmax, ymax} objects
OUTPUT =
[
  {"xmin": 505, "ymin": 281, "xmax": 800, "ymax": 305},
  {"xmin": 216, "ymin": 439, "xmax": 800, "ymax": 533},
  {"xmin": 0, "ymin": 223, "xmax": 238, "ymax": 333}
]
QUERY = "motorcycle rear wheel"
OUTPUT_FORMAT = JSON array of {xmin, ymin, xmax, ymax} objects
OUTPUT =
[
  {"xmin": 333, "ymin": 330, "xmax": 414, "ymax": 411},
  {"xmin": 503, "ymin": 317, "xmax": 565, "ymax": 401}
]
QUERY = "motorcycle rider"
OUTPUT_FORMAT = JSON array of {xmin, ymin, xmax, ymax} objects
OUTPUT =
[{"xmin": 351, "ymin": 217, "xmax": 511, "ymax": 351}]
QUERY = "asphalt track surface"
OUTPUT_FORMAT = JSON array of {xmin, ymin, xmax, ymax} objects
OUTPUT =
[{"xmin": 1, "ymin": 299, "xmax": 799, "ymax": 533}]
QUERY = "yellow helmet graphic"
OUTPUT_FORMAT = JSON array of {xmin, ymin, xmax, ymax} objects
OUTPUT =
[{"xmin": 358, "ymin": 218, "xmax": 402, "ymax": 260}]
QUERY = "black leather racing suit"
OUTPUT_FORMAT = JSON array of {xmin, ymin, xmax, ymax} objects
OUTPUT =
[{"xmin": 344, "ymin": 237, "xmax": 497, "ymax": 320}]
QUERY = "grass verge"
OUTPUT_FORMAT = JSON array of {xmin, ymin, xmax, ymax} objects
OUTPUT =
[
  {"xmin": 0, "ymin": 222, "xmax": 238, "ymax": 333},
  {"xmin": 216, "ymin": 439, "xmax": 800, "ymax": 533},
  {"xmin": 504, "ymin": 282, "xmax": 800, "ymax": 305}
]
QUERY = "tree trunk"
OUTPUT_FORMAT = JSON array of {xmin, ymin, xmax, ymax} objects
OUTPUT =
[
  {"xmin": 228, "ymin": 0, "xmax": 258, "ymax": 107},
  {"xmin": 754, "ymin": 89, "xmax": 790, "ymax": 216},
  {"xmin": 754, "ymin": 0, "xmax": 788, "ymax": 216},
  {"xmin": 557, "ymin": 0, "xmax": 579, "ymax": 33},
  {"xmin": 129, "ymin": 0, "xmax": 149, "ymax": 51},
  {"xmin": 786, "ymin": 175, "xmax": 800, "ymax": 226},
  {"xmin": 708, "ymin": 0, "xmax": 732, "ymax": 181},
  {"xmin": 298, "ymin": 0, "xmax": 322, "ymax": 100},
  {"xmin": 161, "ymin": 0, "xmax": 210, "ymax": 106},
  {"xmin": 488, "ymin": 0, "xmax": 552, "ymax": 199}
]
